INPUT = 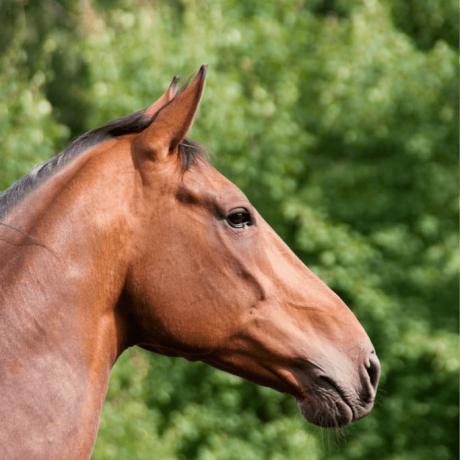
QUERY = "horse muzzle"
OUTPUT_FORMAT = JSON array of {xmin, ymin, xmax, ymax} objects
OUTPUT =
[{"xmin": 296, "ymin": 351, "xmax": 381, "ymax": 428}]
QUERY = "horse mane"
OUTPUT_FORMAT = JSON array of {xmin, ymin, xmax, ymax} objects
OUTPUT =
[{"xmin": 0, "ymin": 107, "xmax": 206, "ymax": 221}]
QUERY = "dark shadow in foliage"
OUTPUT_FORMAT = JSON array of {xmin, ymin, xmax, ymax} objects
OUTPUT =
[
  {"xmin": 45, "ymin": 47, "xmax": 91, "ymax": 138},
  {"xmin": 389, "ymin": 0, "xmax": 458, "ymax": 51},
  {"xmin": 22, "ymin": 0, "xmax": 92, "ymax": 139},
  {"xmin": 310, "ymin": 0, "xmax": 348, "ymax": 19},
  {"xmin": 0, "ymin": 0, "xmax": 23, "ymax": 55}
]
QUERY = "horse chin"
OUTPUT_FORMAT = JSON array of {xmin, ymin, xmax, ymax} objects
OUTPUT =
[{"xmin": 297, "ymin": 397, "xmax": 353, "ymax": 429}]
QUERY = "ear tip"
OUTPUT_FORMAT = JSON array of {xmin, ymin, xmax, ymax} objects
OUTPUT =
[
  {"xmin": 199, "ymin": 64, "xmax": 208, "ymax": 79},
  {"xmin": 170, "ymin": 75, "xmax": 180, "ymax": 88}
]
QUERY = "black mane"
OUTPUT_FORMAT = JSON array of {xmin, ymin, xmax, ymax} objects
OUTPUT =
[{"xmin": 0, "ymin": 109, "xmax": 206, "ymax": 221}]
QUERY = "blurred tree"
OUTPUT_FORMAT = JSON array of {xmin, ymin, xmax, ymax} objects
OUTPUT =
[
  {"xmin": 0, "ymin": 1, "xmax": 457, "ymax": 459},
  {"xmin": 387, "ymin": 0, "xmax": 458, "ymax": 51},
  {"xmin": 21, "ymin": 0, "xmax": 91, "ymax": 137},
  {"xmin": 0, "ymin": 2, "xmax": 69, "ymax": 191}
]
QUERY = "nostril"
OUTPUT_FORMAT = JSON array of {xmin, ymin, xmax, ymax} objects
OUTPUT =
[{"xmin": 365, "ymin": 352, "xmax": 381, "ymax": 390}]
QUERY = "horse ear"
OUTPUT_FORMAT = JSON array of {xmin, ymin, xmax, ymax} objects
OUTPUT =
[
  {"xmin": 137, "ymin": 65, "xmax": 207, "ymax": 159},
  {"xmin": 144, "ymin": 75, "xmax": 179, "ymax": 119}
]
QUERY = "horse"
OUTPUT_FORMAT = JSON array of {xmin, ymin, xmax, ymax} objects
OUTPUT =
[{"xmin": 0, "ymin": 66, "xmax": 380, "ymax": 459}]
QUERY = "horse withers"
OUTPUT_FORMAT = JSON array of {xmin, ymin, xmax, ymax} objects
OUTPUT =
[{"xmin": 0, "ymin": 66, "xmax": 380, "ymax": 459}]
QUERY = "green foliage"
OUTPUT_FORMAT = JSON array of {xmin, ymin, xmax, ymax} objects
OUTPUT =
[
  {"xmin": 1, "ymin": 1, "xmax": 457, "ymax": 459},
  {"xmin": 387, "ymin": 0, "xmax": 458, "ymax": 51},
  {"xmin": 0, "ymin": 21, "xmax": 69, "ymax": 190}
]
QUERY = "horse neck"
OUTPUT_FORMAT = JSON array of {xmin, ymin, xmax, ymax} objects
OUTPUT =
[{"xmin": 0, "ymin": 139, "xmax": 135, "ymax": 459}]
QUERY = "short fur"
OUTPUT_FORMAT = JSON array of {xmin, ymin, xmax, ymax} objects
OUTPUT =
[{"xmin": 0, "ymin": 105, "xmax": 206, "ymax": 221}]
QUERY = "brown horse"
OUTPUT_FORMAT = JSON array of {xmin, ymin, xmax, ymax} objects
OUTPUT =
[{"xmin": 0, "ymin": 66, "xmax": 379, "ymax": 459}]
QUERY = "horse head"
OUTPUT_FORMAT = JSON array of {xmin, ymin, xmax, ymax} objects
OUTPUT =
[{"xmin": 121, "ymin": 66, "xmax": 380, "ymax": 428}]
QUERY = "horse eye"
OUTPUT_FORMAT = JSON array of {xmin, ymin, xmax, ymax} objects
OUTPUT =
[{"xmin": 226, "ymin": 209, "xmax": 253, "ymax": 228}]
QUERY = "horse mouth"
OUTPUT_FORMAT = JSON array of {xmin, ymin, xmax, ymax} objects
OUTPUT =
[{"xmin": 296, "ymin": 376, "xmax": 356, "ymax": 428}]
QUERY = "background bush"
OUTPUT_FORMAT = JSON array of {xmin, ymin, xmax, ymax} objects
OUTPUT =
[{"xmin": 0, "ymin": 1, "xmax": 457, "ymax": 459}]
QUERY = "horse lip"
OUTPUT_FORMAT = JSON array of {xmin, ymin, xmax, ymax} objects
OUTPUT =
[
  {"xmin": 292, "ymin": 360, "xmax": 363, "ymax": 423},
  {"xmin": 296, "ymin": 378, "xmax": 355, "ymax": 428},
  {"xmin": 317, "ymin": 375, "xmax": 357, "ymax": 420},
  {"xmin": 293, "ymin": 360, "xmax": 376, "ymax": 426}
]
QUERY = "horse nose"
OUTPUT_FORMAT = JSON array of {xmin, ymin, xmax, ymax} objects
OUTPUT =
[
  {"xmin": 365, "ymin": 351, "xmax": 381, "ymax": 391},
  {"xmin": 359, "ymin": 350, "xmax": 380, "ymax": 406}
]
